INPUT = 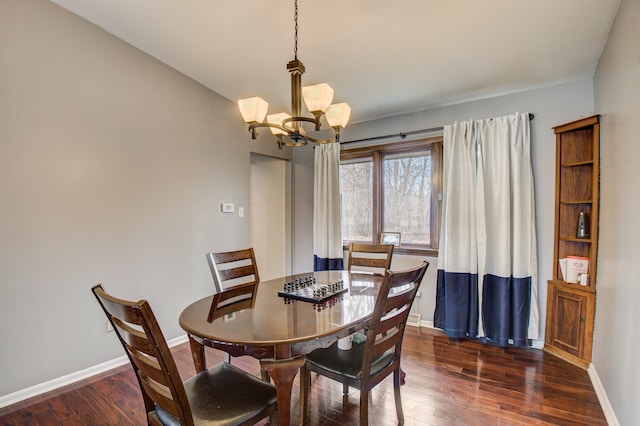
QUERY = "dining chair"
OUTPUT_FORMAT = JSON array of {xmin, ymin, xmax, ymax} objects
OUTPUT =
[
  {"xmin": 91, "ymin": 284, "xmax": 277, "ymax": 426},
  {"xmin": 299, "ymin": 261, "xmax": 429, "ymax": 425},
  {"xmin": 206, "ymin": 248, "xmax": 261, "ymax": 366},
  {"xmin": 206, "ymin": 248, "xmax": 260, "ymax": 293},
  {"xmin": 347, "ymin": 242, "xmax": 394, "ymax": 275}
]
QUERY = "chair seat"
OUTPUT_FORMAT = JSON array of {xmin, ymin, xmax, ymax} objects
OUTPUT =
[
  {"xmin": 306, "ymin": 341, "xmax": 395, "ymax": 380},
  {"xmin": 155, "ymin": 362, "xmax": 277, "ymax": 426}
]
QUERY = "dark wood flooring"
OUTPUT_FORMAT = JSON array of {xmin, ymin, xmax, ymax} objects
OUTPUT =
[{"xmin": 0, "ymin": 327, "xmax": 607, "ymax": 425}]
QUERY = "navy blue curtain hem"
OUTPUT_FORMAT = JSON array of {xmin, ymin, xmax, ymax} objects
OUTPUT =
[
  {"xmin": 314, "ymin": 256, "xmax": 344, "ymax": 271},
  {"xmin": 480, "ymin": 336, "xmax": 532, "ymax": 348},
  {"xmin": 435, "ymin": 270, "xmax": 532, "ymax": 347},
  {"xmin": 482, "ymin": 274, "xmax": 532, "ymax": 347}
]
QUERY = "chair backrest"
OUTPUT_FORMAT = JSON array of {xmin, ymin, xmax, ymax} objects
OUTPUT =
[
  {"xmin": 362, "ymin": 261, "xmax": 429, "ymax": 381},
  {"xmin": 207, "ymin": 281, "xmax": 258, "ymax": 322},
  {"xmin": 91, "ymin": 284, "xmax": 194, "ymax": 426},
  {"xmin": 206, "ymin": 248, "xmax": 260, "ymax": 293},
  {"xmin": 347, "ymin": 243, "xmax": 394, "ymax": 275}
]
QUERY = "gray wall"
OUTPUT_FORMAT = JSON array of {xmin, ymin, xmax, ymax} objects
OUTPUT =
[
  {"xmin": 342, "ymin": 81, "xmax": 596, "ymax": 339},
  {"xmin": 593, "ymin": 0, "xmax": 640, "ymax": 423},
  {"xmin": 0, "ymin": 0, "xmax": 292, "ymax": 397}
]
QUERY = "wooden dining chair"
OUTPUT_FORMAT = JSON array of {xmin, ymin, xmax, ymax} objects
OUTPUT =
[
  {"xmin": 206, "ymin": 248, "xmax": 260, "ymax": 293},
  {"xmin": 347, "ymin": 242, "xmax": 394, "ymax": 275},
  {"xmin": 91, "ymin": 284, "xmax": 277, "ymax": 426},
  {"xmin": 299, "ymin": 261, "xmax": 429, "ymax": 426},
  {"xmin": 206, "ymin": 248, "xmax": 262, "ymax": 365}
]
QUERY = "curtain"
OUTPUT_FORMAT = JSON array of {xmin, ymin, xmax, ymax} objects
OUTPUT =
[
  {"xmin": 313, "ymin": 143, "xmax": 344, "ymax": 271},
  {"xmin": 434, "ymin": 112, "xmax": 539, "ymax": 347}
]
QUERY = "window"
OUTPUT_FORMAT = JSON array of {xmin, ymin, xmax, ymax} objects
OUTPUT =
[{"xmin": 340, "ymin": 137, "xmax": 442, "ymax": 255}]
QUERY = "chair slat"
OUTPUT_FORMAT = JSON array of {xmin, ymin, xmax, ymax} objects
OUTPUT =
[
  {"xmin": 129, "ymin": 349, "xmax": 168, "ymax": 387},
  {"xmin": 139, "ymin": 374, "xmax": 180, "ymax": 418},
  {"xmin": 219, "ymin": 264, "xmax": 257, "ymax": 282}
]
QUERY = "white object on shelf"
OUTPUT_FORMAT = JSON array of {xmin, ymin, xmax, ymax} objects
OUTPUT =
[{"xmin": 566, "ymin": 256, "xmax": 589, "ymax": 283}]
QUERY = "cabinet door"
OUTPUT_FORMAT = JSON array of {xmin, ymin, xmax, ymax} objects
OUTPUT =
[{"xmin": 547, "ymin": 284, "xmax": 594, "ymax": 359}]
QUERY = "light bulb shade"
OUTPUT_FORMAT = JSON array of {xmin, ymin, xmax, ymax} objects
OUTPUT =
[
  {"xmin": 238, "ymin": 97, "xmax": 268, "ymax": 123},
  {"xmin": 326, "ymin": 103, "xmax": 351, "ymax": 128},
  {"xmin": 302, "ymin": 83, "xmax": 334, "ymax": 113},
  {"xmin": 267, "ymin": 112, "xmax": 291, "ymax": 135}
]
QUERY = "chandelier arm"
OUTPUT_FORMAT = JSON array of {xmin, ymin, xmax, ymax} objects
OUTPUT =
[
  {"xmin": 248, "ymin": 122, "xmax": 289, "ymax": 134},
  {"xmin": 282, "ymin": 116, "xmax": 319, "ymax": 128},
  {"xmin": 248, "ymin": 122, "xmax": 337, "ymax": 145}
]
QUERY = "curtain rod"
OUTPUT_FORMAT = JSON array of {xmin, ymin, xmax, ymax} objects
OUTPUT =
[{"xmin": 340, "ymin": 113, "xmax": 535, "ymax": 145}]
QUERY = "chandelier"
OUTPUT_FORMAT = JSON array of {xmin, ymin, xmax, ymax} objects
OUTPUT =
[{"xmin": 238, "ymin": 0, "xmax": 351, "ymax": 149}]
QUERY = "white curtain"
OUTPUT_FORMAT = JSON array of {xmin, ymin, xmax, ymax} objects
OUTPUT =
[
  {"xmin": 434, "ymin": 112, "xmax": 539, "ymax": 346},
  {"xmin": 313, "ymin": 143, "xmax": 344, "ymax": 271}
]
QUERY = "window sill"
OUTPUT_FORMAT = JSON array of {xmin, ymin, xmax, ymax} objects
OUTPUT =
[{"xmin": 342, "ymin": 244, "xmax": 438, "ymax": 258}]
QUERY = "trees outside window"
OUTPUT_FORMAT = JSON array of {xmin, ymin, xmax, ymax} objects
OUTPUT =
[{"xmin": 340, "ymin": 137, "xmax": 442, "ymax": 255}]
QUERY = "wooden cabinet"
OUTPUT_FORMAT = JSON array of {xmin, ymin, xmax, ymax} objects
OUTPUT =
[{"xmin": 544, "ymin": 115, "xmax": 599, "ymax": 369}]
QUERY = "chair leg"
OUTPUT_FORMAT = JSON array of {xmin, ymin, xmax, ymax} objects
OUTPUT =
[
  {"xmin": 342, "ymin": 383, "xmax": 349, "ymax": 395},
  {"xmin": 393, "ymin": 368, "xmax": 405, "ymax": 425},
  {"xmin": 300, "ymin": 365, "xmax": 310, "ymax": 425},
  {"xmin": 359, "ymin": 390, "xmax": 369, "ymax": 426}
]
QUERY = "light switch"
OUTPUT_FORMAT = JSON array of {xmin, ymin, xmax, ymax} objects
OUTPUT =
[
  {"xmin": 221, "ymin": 203, "xmax": 235, "ymax": 213},
  {"xmin": 238, "ymin": 207, "xmax": 245, "ymax": 217}
]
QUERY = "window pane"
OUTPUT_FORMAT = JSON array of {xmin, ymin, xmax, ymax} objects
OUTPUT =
[
  {"xmin": 383, "ymin": 152, "xmax": 431, "ymax": 245},
  {"xmin": 340, "ymin": 160, "xmax": 373, "ymax": 241}
]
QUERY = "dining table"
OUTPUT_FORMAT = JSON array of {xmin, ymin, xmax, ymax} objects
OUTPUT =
[{"xmin": 179, "ymin": 270, "xmax": 383, "ymax": 426}]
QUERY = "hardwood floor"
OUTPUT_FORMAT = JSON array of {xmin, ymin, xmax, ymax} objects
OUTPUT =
[{"xmin": 0, "ymin": 327, "xmax": 607, "ymax": 425}]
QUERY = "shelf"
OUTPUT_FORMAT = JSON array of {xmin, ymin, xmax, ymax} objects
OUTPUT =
[
  {"xmin": 561, "ymin": 160, "xmax": 594, "ymax": 167},
  {"xmin": 546, "ymin": 115, "xmax": 600, "ymax": 368},
  {"xmin": 559, "ymin": 237, "xmax": 592, "ymax": 243},
  {"xmin": 548, "ymin": 279, "xmax": 596, "ymax": 293},
  {"xmin": 560, "ymin": 200, "xmax": 593, "ymax": 205}
]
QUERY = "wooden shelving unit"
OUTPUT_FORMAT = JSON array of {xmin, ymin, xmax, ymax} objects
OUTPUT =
[{"xmin": 544, "ymin": 115, "xmax": 600, "ymax": 369}]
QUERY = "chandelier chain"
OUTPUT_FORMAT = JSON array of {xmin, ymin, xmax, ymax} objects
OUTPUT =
[{"xmin": 294, "ymin": 0, "xmax": 298, "ymax": 60}]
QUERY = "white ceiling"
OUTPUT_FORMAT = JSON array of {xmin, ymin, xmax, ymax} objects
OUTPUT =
[{"xmin": 50, "ymin": 0, "xmax": 620, "ymax": 124}]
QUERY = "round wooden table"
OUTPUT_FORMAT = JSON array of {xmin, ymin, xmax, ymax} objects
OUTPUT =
[{"xmin": 179, "ymin": 270, "xmax": 381, "ymax": 426}]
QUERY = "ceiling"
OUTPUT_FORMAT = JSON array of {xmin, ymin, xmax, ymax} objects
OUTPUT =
[{"xmin": 50, "ymin": 0, "xmax": 620, "ymax": 124}]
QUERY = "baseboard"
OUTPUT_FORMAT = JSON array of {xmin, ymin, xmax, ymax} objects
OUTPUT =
[
  {"xmin": 407, "ymin": 313, "xmax": 422, "ymax": 327},
  {"xmin": 419, "ymin": 319, "xmax": 434, "ymax": 328},
  {"xmin": 0, "ymin": 334, "xmax": 189, "ymax": 410},
  {"xmin": 588, "ymin": 363, "xmax": 620, "ymax": 426}
]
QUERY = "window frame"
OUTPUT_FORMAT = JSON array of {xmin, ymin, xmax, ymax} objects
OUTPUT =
[{"xmin": 340, "ymin": 136, "xmax": 442, "ymax": 256}]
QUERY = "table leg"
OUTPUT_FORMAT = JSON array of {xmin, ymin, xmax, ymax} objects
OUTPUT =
[
  {"xmin": 260, "ymin": 356, "xmax": 306, "ymax": 426},
  {"xmin": 188, "ymin": 335, "xmax": 207, "ymax": 373}
]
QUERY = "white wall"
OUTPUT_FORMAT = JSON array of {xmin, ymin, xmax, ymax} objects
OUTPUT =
[
  {"xmin": 0, "ymin": 0, "xmax": 292, "ymax": 398},
  {"xmin": 342, "ymin": 81, "xmax": 596, "ymax": 341},
  {"xmin": 291, "ymin": 146, "xmax": 316, "ymax": 273},
  {"xmin": 593, "ymin": 0, "xmax": 640, "ymax": 423},
  {"xmin": 250, "ymin": 154, "xmax": 289, "ymax": 281}
]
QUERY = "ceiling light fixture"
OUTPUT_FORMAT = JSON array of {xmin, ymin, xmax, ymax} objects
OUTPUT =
[{"xmin": 238, "ymin": 0, "xmax": 351, "ymax": 149}]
